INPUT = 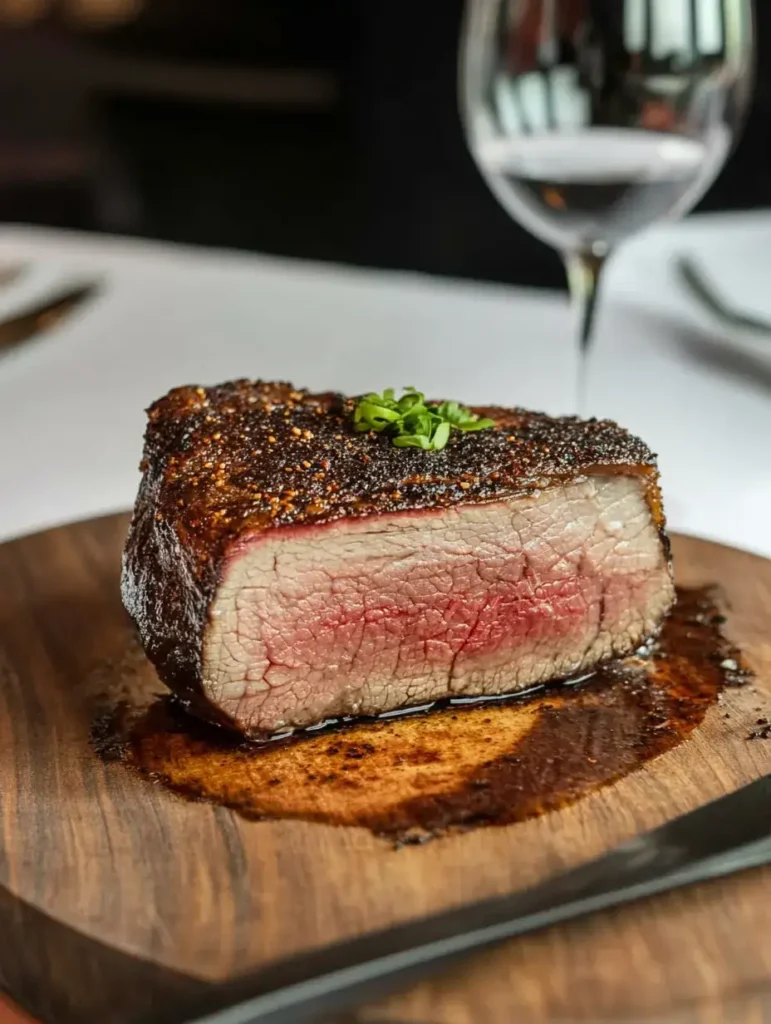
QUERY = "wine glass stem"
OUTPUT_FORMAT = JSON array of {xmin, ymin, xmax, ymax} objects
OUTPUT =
[{"xmin": 565, "ymin": 250, "xmax": 608, "ymax": 416}]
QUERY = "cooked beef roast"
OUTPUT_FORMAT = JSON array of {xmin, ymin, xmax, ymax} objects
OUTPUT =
[{"xmin": 122, "ymin": 380, "xmax": 675, "ymax": 737}]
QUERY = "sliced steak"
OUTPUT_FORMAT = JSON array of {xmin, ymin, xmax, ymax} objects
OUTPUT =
[{"xmin": 122, "ymin": 380, "xmax": 674, "ymax": 737}]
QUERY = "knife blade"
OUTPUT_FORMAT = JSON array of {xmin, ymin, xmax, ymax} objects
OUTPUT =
[
  {"xmin": 0, "ymin": 280, "xmax": 100, "ymax": 353},
  {"xmin": 168, "ymin": 775, "xmax": 771, "ymax": 1024}
]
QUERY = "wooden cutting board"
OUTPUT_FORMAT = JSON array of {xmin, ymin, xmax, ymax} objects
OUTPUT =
[{"xmin": 2, "ymin": 513, "xmax": 771, "ymax": 1024}]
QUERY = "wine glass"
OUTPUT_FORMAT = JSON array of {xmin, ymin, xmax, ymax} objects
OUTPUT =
[{"xmin": 460, "ymin": 0, "xmax": 755, "ymax": 410}]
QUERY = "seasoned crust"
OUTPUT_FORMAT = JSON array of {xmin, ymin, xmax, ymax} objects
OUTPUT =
[
  {"xmin": 142, "ymin": 379, "xmax": 662, "ymax": 548},
  {"xmin": 121, "ymin": 379, "xmax": 668, "ymax": 725}
]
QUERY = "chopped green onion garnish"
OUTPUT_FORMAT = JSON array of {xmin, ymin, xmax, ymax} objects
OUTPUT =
[{"xmin": 353, "ymin": 388, "xmax": 494, "ymax": 451}]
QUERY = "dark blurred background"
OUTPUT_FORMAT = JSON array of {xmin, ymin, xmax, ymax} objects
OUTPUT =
[{"xmin": 0, "ymin": 0, "xmax": 767, "ymax": 290}]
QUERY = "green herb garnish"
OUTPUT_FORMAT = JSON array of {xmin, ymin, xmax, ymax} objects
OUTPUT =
[{"xmin": 354, "ymin": 387, "xmax": 495, "ymax": 451}]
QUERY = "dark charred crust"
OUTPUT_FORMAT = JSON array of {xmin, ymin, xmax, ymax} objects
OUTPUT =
[
  {"xmin": 121, "ymin": 379, "xmax": 668, "ymax": 726},
  {"xmin": 138, "ymin": 379, "xmax": 661, "ymax": 540}
]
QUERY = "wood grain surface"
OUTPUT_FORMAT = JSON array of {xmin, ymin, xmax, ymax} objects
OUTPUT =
[{"xmin": 1, "ymin": 513, "xmax": 771, "ymax": 1024}]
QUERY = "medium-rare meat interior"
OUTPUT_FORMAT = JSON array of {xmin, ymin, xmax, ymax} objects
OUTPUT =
[{"xmin": 122, "ymin": 380, "xmax": 675, "ymax": 737}]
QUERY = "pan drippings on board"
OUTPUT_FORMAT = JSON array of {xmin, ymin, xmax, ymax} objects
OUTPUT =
[{"xmin": 97, "ymin": 588, "xmax": 747, "ymax": 844}]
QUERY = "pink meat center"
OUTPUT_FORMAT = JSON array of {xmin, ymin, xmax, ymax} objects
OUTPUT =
[{"xmin": 203, "ymin": 477, "xmax": 673, "ymax": 733}]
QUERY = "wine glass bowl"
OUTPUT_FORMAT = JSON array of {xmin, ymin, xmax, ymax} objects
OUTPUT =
[{"xmin": 460, "ymin": 0, "xmax": 755, "ymax": 403}]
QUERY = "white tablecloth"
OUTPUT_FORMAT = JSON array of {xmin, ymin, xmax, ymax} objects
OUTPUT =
[{"xmin": 0, "ymin": 213, "xmax": 769, "ymax": 556}]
